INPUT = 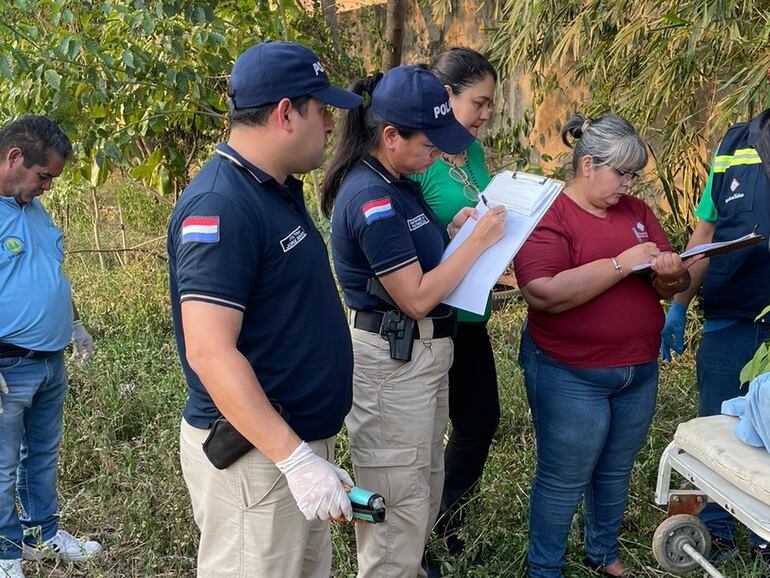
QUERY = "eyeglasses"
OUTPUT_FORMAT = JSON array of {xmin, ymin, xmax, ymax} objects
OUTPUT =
[
  {"xmin": 448, "ymin": 165, "xmax": 481, "ymax": 202},
  {"xmin": 612, "ymin": 167, "xmax": 640, "ymax": 184}
]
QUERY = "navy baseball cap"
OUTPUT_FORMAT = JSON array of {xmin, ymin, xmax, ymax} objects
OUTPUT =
[
  {"xmin": 371, "ymin": 65, "xmax": 473, "ymax": 154},
  {"xmin": 230, "ymin": 41, "xmax": 363, "ymax": 110}
]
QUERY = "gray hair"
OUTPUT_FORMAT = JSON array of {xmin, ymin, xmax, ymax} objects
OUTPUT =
[{"xmin": 561, "ymin": 112, "xmax": 648, "ymax": 174}]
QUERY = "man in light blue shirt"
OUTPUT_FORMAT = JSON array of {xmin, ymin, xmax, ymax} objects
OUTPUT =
[{"xmin": 0, "ymin": 116, "xmax": 101, "ymax": 578}]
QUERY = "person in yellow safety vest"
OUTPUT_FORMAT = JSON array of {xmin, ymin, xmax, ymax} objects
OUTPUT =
[{"xmin": 661, "ymin": 70, "xmax": 770, "ymax": 568}]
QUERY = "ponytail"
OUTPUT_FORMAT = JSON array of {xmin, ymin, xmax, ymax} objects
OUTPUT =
[{"xmin": 321, "ymin": 74, "xmax": 382, "ymax": 218}]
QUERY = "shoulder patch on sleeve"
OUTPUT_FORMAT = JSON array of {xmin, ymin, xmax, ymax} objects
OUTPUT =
[
  {"xmin": 182, "ymin": 216, "xmax": 220, "ymax": 244},
  {"xmin": 361, "ymin": 197, "xmax": 395, "ymax": 224}
]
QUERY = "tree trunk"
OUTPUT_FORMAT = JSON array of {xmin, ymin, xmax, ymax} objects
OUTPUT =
[
  {"xmin": 321, "ymin": 0, "xmax": 340, "ymax": 51},
  {"xmin": 383, "ymin": 0, "xmax": 403, "ymax": 70}
]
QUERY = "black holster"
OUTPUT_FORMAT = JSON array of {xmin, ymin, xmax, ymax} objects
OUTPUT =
[{"xmin": 379, "ymin": 310, "xmax": 415, "ymax": 362}]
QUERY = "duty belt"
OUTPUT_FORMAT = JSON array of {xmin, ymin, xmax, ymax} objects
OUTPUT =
[{"xmin": 352, "ymin": 310, "xmax": 457, "ymax": 339}]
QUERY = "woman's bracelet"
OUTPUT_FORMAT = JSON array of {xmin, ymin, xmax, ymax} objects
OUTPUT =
[{"xmin": 610, "ymin": 257, "xmax": 623, "ymax": 278}]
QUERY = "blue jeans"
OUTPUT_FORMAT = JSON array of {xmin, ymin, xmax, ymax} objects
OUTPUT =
[
  {"xmin": 0, "ymin": 352, "xmax": 67, "ymax": 560},
  {"xmin": 696, "ymin": 320, "xmax": 770, "ymax": 545},
  {"xmin": 519, "ymin": 330, "xmax": 658, "ymax": 578}
]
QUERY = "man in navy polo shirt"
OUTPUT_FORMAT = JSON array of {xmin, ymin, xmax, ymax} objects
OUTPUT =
[
  {"xmin": 0, "ymin": 116, "xmax": 101, "ymax": 578},
  {"xmin": 168, "ymin": 41, "xmax": 362, "ymax": 578}
]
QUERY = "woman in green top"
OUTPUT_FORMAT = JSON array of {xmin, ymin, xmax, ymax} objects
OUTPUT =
[{"xmin": 408, "ymin": 47, "xmax": 499, "ymax": 557}]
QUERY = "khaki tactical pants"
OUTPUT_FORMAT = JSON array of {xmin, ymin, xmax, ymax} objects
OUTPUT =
[
  {"xmin": 347, "ymin": 324, "xmax": 453, "ymax": 578},
  {"xmin": 180, "ymin": 419, "xmax": 336, "ymax": 578}
]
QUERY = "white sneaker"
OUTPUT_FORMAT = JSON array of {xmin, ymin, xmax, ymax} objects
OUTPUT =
[
  {"xmin": 22, "ymin": 529, "xmax": 101, "ymax": 562},
  {"xmin": 0, "ymin": 559, "xmax": 24, "ymax": 578}
]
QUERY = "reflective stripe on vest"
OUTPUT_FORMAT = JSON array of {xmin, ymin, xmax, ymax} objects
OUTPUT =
[{"xmin": 713, "ymin": 148, "xmax": 762, "ymax": 173}]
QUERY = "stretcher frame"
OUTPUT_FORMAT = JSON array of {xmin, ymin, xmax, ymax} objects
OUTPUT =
[{"xmin": 653, "ymin": 439, "xmax": 770, "ymax": 575}]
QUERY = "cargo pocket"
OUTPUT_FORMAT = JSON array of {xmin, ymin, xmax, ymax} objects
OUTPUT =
[{"xmin": 351, "ymin": 447, "xmax": 421, "ymax": 507}]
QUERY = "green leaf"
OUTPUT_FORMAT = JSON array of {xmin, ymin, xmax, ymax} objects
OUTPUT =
[
  {"xmin": 55, "ymin": 36, "xmax": 71, "ymax": 59},
  {"xmin": 755, "ymin": 304, "xmax": 770, "ymax": 322},
  {"xmin": 103, "ymin": 141, "xmax": 121, "ymax": 161},
  {"xmin": 0, "ymin": 54, "xmax": 12, "ymax": 79},
  {"xmin": 740, "ymin": 343, "xmax": 770, "ymax": 385},
  {"xmin": 67, "ymin": 39, "xmax": 81, "ymax": 60},
  {"xmin": 660, "ymin": 13, "xmax": 691, "ymax": 27},
  {"xmin": 122, "ymin": 49, "xmax": 135, "ymax": 69},
  {"xmin": 90, "ymin": 155, "xmax": 106, "ymax": 187},
  {"xmin": 142, "ymin": 16, "xmax": 156, "ymax": 35},
  {"xmin": 44, "ymin": 69, "xmax": 61, "ymax": 90}
]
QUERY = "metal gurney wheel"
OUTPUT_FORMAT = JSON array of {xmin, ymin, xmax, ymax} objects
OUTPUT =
[{"xmin": 652, "ymin": 514, "xmax": 712, "ymax": 573}]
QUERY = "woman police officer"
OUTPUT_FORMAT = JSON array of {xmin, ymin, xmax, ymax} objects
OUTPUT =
[{"xmin": 321, "ymin": 65, "xmax": 505, "ymax": 577}]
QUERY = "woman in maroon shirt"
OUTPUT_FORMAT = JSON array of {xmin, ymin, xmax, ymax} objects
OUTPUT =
[{"xmin": 514, "ymin": 113, "xmax": 693, "ymax": 578}]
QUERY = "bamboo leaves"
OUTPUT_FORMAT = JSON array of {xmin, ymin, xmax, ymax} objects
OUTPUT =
[{"xmin": 489, "ymin": 0, "xmax": 770, "ymax": 235}]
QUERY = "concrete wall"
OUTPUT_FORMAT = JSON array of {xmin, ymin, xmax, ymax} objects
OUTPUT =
[
  {"xmin": 338, "ymin": 0, "xmax": 584, "ymax": 172},
  {"xmin": 336, "ymin": 0, "xmax": 719, "ymax": 190}
]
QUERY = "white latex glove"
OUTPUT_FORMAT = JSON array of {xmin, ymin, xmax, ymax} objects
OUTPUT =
[
  {"xmin": 276, "ymin": 441, "xmax": 353, "ymax": 521},
  {"xmin": 71, "ymin": 320, "xmax": 94, "ymax": 363},
  {"xmin": 0, "ymin": 371, "xmax": 7, "ymax": 414}
]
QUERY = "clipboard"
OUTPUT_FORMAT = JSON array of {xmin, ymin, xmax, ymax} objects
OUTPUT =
[
  {"xmin": 632, "ymin": 231, "xmax": 765, "ymax": 272},
  {"xmin": 440, "ymin": 170, "xmax": 563, "ymax": 315}
]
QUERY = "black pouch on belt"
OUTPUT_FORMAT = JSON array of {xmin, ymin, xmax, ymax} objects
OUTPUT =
[{"xmin": 202, "ymin": 402, "xmax": 287, "ymax": 470}]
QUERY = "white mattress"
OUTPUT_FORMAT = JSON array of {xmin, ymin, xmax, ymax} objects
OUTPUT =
[{"xmin": 674, "ymin": 415, "xmax": 770, "ymax": 507}]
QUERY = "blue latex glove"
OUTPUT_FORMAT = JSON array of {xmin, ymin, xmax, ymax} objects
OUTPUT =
[{"xmin": 661, "ymin": 302, "xmax": 687, "ymax": 362}]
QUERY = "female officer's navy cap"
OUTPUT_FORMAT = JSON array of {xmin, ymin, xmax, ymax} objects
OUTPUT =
[
  {"xmin": 371, "ymin": 64, "xmax": 473, "ymax": 154},
  {"xmin": 230, "ymin": 41, "xmax": 363, "ymax": 110}
]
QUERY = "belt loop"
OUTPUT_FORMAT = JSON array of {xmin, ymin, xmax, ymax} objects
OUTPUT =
[{"xmin": 416, "ymin": 318, "xmax": 434, "ymax": 340}]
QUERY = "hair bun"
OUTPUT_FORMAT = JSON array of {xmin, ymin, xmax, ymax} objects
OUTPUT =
[{"xmin": 560, "ymin": 113, "xmax": 589, "ymax": 147}]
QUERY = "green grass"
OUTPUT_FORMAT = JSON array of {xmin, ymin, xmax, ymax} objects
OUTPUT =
[{"xmin": 17, "ymin": 186, "xmax": 767, "ymax": 577}]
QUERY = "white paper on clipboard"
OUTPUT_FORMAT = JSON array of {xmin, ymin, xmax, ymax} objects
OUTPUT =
[
  {"xmin": 631, "ymin": 232, "xmax": 765, "ymax": 272},
  {"xmin": 441, "ymin": 171, "xmax": 563, "ymax": 315}
]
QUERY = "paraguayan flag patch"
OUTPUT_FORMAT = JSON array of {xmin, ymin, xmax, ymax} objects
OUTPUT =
[
  {"xmin": 281, "ymin": 225, "xmax": 307, "ymax": 253},
  {"xmin": 407, "ymin": 213, "xmax": 430, "ymax": 231},
  {"xmin": 182, "ymin": 216, "xmax": 220, "ymax": 244},
  {"xmin": 361, "ymin": 197, "xmax": 395, "ymax": 224}
]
